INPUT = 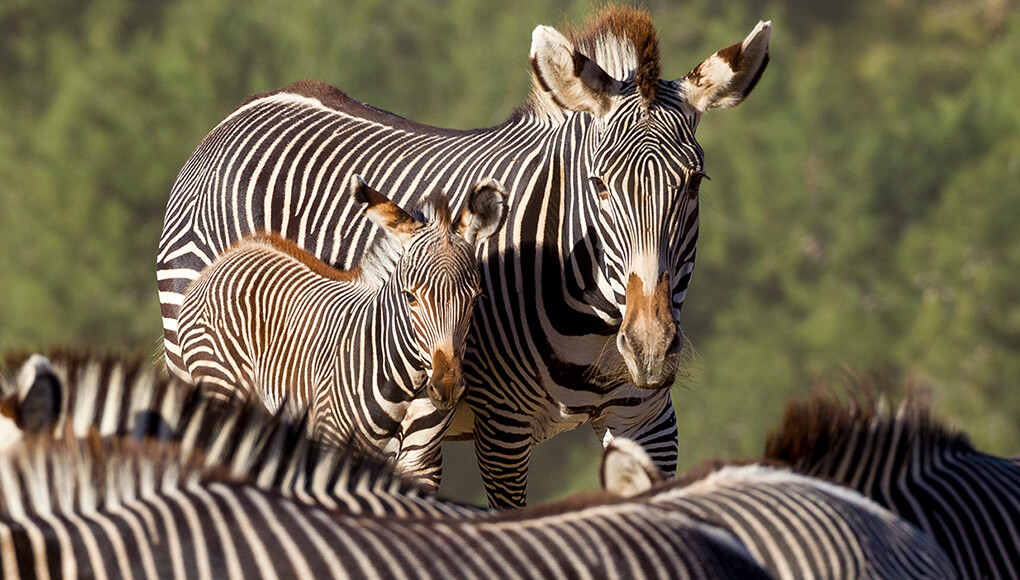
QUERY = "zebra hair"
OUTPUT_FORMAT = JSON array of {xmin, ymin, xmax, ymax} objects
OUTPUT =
[{"xmin": 765, "ymin": 383, "xmax": 1020, "ymax": 579}]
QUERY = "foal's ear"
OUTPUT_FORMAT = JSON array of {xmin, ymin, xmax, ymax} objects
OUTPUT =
[
  {"xmin": 14, "ymin": 354, "xmax": 63, "ymax": 435},
  {"xmin": 600, "ymin": 438, "xmax": 665, "ymax": 497},
  {"xmin": 678, "ymin": 20, "xmax": 771, "ymax": 113},
  {"xmin": 351, "ymin": 175, "xmax": 421, "ymax": 245},
  {"xmin": 530, "ymin": 25, "xmax": 623, "ymax": 117},
  {"xmin": 456, "ymin": 178, "xmax": 507, "ymax": 247}
]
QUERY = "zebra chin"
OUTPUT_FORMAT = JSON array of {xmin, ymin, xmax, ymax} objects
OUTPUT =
[{"xmin": 617, "ymin": 340, "xmax": 680, "ymax": 389}]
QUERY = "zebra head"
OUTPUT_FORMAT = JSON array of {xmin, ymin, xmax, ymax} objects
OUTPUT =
[
  {"xmin": 352, "ymin": 176, "xmax": 507, "ymax": 410},
  {"xmin": 530, "ymin": 10, "xmax": 771, "ymax": 388}
]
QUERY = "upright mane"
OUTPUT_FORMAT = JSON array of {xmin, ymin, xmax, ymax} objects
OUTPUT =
[
  {"xmin": 765, "ymin": 388, "xmax": 975, "ymax": 471},
  {"xmin": 568, "ymin": 6, "xmax": 660, "ymax": 101},
  {"xmin": 527, "ymin": 5, "xmax": 661, "ymax": 116}
]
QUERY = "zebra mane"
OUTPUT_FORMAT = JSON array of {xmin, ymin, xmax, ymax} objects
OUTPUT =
[
  {"xmin": 527, "ymin": 6, "xmax": 660, "ymax": 116},
  {"xmin": 764, "ymin": 386, "xmax": 976, "ymax": 472},
  {"xmin": 242, "ymin": 233, "xmax": 363, "ymax": 282},
  {"xmin": 0, "ymin": 350, "xmax": 450, "ymax": 521}
]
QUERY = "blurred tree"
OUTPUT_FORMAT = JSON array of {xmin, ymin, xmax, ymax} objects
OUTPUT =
[{"xmin": 0, "ymin": 0, "xmax": 1016, "ymax": 502}]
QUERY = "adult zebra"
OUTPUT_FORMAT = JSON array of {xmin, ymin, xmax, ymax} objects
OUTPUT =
[
  {"xmin": 766, "ymin": 391, "xmax": 1020, "ymax": 579},
  {"xmin": 177, "ymin": 177, "xmax": 506, "ymax": 489},
  {"xmin": 0, "ymin": 354, "xmax": 952, "ymax": 579},
  {"xmin": 157, "ymin": 7, "xmax": 772, "ymax": 506}
]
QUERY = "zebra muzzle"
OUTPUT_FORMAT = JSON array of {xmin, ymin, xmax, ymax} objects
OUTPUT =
[
  {"xmin": 426, "ymin": 349, "xmax": 463, "ymax": 411},
  {"xmin": 619, "ymin": 272, "xmax": 681, "ymax": 389}
]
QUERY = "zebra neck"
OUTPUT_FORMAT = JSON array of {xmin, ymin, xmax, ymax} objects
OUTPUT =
[
  {"xmin": 355, "ymin": 282, "xmax": 427, "ymax": 396},
  {"xmin": 807, "ymin": 418, "xmax": 965, "ymax": 496}
]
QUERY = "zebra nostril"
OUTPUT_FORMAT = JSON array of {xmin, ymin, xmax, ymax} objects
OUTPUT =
[
  {"xmin": 617, "ymin": 331, "xmax": 634, "ymax": 358},
  {"xmin": 666, "ymin": 332, "xmax": 682, "ymax": 356}
]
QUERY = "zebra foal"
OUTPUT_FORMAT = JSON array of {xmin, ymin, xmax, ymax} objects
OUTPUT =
[
  {"xmin": 767, "ymin": 389, "xmax": 1020, "ymax": 579},
  {"xmin": 177, "ymin": 176, "xmax": 506, "ymax": 488}
]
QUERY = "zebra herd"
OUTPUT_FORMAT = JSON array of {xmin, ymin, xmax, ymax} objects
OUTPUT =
[
  {"xmin": 2, "ymin": 4, "xmax": 1016, "ymax": 579},
  {"xmin": 3, "ymin": 350, "xmax": 1018, "ymax": 578}
]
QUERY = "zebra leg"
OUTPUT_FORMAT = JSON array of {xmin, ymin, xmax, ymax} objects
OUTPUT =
[
  {"xmin": 473, "ymin": 413, "xmax": 533, "ymax": 508},
  {"xmin": 593, "ymin": 393, "xmax": 678, "ymax": 478}
]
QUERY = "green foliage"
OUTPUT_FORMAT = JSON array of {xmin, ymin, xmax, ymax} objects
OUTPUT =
[{"xmin": 1, "ymin": 0, "xmax": 1017, "ymax": 502}]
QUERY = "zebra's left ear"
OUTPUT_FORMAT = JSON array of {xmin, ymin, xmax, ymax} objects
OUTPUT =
[
  {"xmin": 600, "ymin": 438, "xmax": 665, "ymax": 497},
  {"xmin": 14, "ymin": 354, "xmax": 63, "ymax": 435},
  {"xmin": 678, "ymin": 20, "xmax": 771, "ymax": 113},
  {"xmin": 351, "ymin": 175, "xmax": 421, "ymax": 246},
  {"xmin": 456, "ymin": 178, "xmax": 507, "ymax": 247},
  {"xmin": 530, "ymin": 25, "xmax": 623, "ymax": 117}
]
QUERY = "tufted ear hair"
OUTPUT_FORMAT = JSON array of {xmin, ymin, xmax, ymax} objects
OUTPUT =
[
  {"xmin": 351, "ymin": 175, "xmax": 422, "ymax": 246},
  {"xmin": 456, "ymin": 178, "xmax": 507, "ymax": 247},
  {"xmin": 678, "ymin": 20, "xmax": 771, "ymax": 113},
  {"xmin": 7, "ymin": 354, "xmax": 64, "ymax": 435},
  {"xmin": 530, "ymin": 25, "xmax": 623, "ymax": 117},
  {"xmin": 600, "ymin": 437, "xmax": 665, "ymax": 497}
]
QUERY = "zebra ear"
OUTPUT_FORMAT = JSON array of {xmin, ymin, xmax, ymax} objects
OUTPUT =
[
  {"xmin": 530, "ymin": 25, "xmax": 623, "ymax": 117},
  {"xmin": 678, "ymin": 20, "xmax": 771, "ymax": 113},
  {"xmin": 350, "ymin": 175, "xmax": 421, "ymax": 245},
  {"xmin": 14, "ymin": 354, "xmax": 63, "ymax": 435},
  {"xmin": 600, "ymin": 438, "xmax": 665, "ymax": 497},
  {"xmin": 456, "ymin": 178, "xmax": 507, "ymax": 247}
]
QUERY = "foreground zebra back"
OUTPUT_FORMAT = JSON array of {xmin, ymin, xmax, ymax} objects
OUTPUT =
[
  {"xmin": 766, "ymin": 391, "xmax": 1020, "ymax": 579},
  {"xmin": 0, "ymin": 356, "xmax": 776, "ymax": 579},
  {"xmin": 602, "ymin": 438, "xmax": 956, "ymax": 579},
  {"xmin": 177, "ymin": 177, "xmax": 506, "ymax": 489},
  {"xmin": 0, "ymin": 353, "xmax": 951, "ymax": 579}
]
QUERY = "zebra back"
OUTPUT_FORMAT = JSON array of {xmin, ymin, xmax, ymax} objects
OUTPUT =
[
  {"xmin": 603, "ymin": 438, "xmax": 957, "ymax": 579},
  {"xmin": 0, "ymin": 353, "xmax": 779, "ymax": 579},
  {"xmin": 766, "ymin": 389, "xmax": 1020, "ymax": 579}
]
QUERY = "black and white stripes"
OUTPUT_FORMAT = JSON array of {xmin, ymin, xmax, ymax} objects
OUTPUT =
[
  {"xmin": 157, "ymin": 7, "xmax": 772, "ymax": 507},
  {"xmin": 176, "ymin": 178, "xmax": 505, "ymax": 489},
  {"xmin": 766, "ymin": 392, "xmax": 1020, "ymax": 579}
]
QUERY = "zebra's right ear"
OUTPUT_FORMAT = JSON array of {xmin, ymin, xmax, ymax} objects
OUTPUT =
[
  {"xmin": 457, "ymin": 178, "xmax": 507, "ymax": 247},
  {"xmin": 530, "ymin": 25, "xmax": 622, "ymax": 117},
  {"xmin": 351, "ymin": 175, "xmax": 421, "ymax": 245},
  {"xmin": 678, "ymin": 21, "xmax": 771, "ymax": 113},
  {"xmin": 600, "ymin": 438, "xmax": 665, "ymax": 497},
  {"xmin": 13, "ymin": 354, "xmax": 63, "ymax": 435}
]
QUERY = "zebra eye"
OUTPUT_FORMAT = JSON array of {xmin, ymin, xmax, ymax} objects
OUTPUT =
[
  {"xmin": 402, "ymin": 290, "xmax": 418, "ymax": 306},
  {"xmin": 589, "ymin": 176, "xmax": 609, "ymax": 200},
  {"xmin": 687, "ymin": 172, "xmax": 709, "ymax": 197}
]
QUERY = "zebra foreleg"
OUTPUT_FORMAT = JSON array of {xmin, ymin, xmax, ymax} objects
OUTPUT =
[
  {"xmin": 593, "ymin": 394, "xmax": 678, "ymax": 479},
  {"xmin": 473, "ymin": 414, "xmax": 532, "ymax": 508}
]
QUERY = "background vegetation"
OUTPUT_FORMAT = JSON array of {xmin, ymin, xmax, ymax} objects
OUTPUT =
[{"xmin": 1, "ymin": 0, "xmax": 1016, "ymax": 504}]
